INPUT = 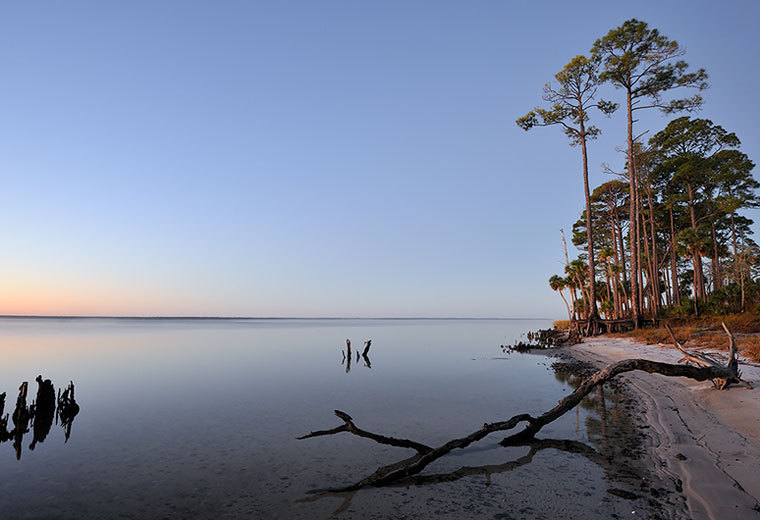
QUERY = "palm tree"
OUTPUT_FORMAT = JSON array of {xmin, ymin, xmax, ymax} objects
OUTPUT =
[{"xmin": 549, "ymin": 275, "xmax": 573, "ymax": 320}]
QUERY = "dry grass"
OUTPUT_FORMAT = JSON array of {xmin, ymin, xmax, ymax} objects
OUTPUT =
[
  {"xmin": 660, "ymin": 314, "xmax": 760, "ymax": 334},
  {"xmin": 553, "ymin": 320, "xmax": 571, "ymax": 330},
  {"xmin": 608, "ymin": 314, "xmax": 760, "ymax": 363},
  {"xmin": 737, "ymin": 335, "xmax": 760, "ymax": 362}
]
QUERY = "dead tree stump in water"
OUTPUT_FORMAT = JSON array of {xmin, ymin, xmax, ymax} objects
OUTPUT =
[
  {"xmin": 57, "ymin": 382, "xmax": 80, "ymax": 442},
  {"xmin": 30, "ymin": 376, "xmax": 56, "ymax": 450}
]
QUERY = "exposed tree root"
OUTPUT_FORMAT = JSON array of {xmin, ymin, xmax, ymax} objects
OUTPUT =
[{"xmin": 665, "ymin": 322, "xmax": 752, "ymax": 389}]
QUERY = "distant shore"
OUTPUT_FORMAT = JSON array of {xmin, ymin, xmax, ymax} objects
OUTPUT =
[{"xmin": 564, "ymin": 337, "xmax": 760, "ymax": 519}]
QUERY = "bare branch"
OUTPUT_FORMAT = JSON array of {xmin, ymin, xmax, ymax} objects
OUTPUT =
[
  {"xmin": 299, "ymin": 348, "xmax": 749, "ymax": 491},
  {"xmin": 297, "ymin": 410, "xmax": 433, "ymax": 454}
]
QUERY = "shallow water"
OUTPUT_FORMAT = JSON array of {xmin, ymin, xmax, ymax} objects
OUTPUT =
[{"xmin": 0, "ymin": 318, "xmax": 655, "ymax": 519}]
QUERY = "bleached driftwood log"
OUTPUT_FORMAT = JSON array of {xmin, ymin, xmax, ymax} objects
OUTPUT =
[
  {"xmin": 665, "ymin": 322, "xmax": 751, "ymax": 389},
  {"xmin": 299, "ymin": 324, "xmax": 750, "ymax": 491}
]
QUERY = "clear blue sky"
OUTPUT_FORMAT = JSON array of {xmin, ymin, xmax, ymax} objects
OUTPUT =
[{"xmin": 1, "ymin": 1, "xmax": 758, "ymax": 317}]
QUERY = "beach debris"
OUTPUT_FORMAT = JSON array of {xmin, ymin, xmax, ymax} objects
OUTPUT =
[{"xmin": 501, "ymin": 328, "xmax": 579, "ymax": 352}]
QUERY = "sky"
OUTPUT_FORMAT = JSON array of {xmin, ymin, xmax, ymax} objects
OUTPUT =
[{"xmin": 1, "ymin": 1, "xmax": 758, "ymax": 318}]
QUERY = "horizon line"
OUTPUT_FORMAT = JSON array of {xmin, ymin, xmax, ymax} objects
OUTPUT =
[{"xmin": 0, "ymin": 314, "xmax": 553, "ymax": 321}]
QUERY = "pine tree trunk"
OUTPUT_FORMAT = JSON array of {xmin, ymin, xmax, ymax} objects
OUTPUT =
[
  {"xmin": 637, "ymin": 189, "xmax": 646, "ymax": 314},
  {"xmin": 691, "ymin": 250, "xmax": 701, "ymax": 316},
  {"xmin": 663, "ymin": 260, "xmax": 672, "ymax": 307},
  {"xmin": 579, "ymin": 118, "xmax": 598, "ymax": 329},
  {"xmin": 731, "ymin": 212, "xmax": 745, "ymax": 312},
  {"xmin": 711, "ymin": 221, "xmax": 721, "ymax": 289},
  {"xmin": 646, "ymin": 184, "xmax": 659, "ymax": 316},
  {"xmin": 641, "ymin": 212, "xmax": 653, "ymax": 314},
  {"xmin": 616, "ymin": 219, "xmax": 629, "ymax": 314},
  {"xmin": 687, "ymin": 184, "xmax": 706, "ymax": 302},
  {"xmin": 669, "ymin": 207, "xmax": 681, "ymax": 307},
  {"xmin": 626, "ymin": 89, "xmax": 640, "ymax": 325},
  {"xmin": 609, "ymin": 209, "xmax": 622, "ymax": 319},
  {"xmin": 615, "ymin": 218, "xmax": 626, "ymax": 280}
]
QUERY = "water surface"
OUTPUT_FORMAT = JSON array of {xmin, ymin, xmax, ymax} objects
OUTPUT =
[{"xmin": 0, "ymin": 318, "xmax": 653, "ymax": 518}]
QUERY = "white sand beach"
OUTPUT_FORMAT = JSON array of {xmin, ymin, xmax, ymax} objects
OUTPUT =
[{"xmin": 567, "ymin": 337, "xmax": 760, "ymax": 519}]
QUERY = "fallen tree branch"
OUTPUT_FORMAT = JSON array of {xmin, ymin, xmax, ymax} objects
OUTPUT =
[
  {"xmin": 665, "ymin": 324, "xmax": 722, "ymax": 367},
  {"xmin": 299, "ymin": 327, "xmax": 751, "ymax": 491},
  {"xmin": 665, "ymin": 322, "xmax": 751, "ymax": 389},
  {"xmin": 298, "ymin": 438, "xmax": 609, "ymax": 514},
  {"xmin": 297, "ymin": 410, "xmax": 432, "ymax": 454}
]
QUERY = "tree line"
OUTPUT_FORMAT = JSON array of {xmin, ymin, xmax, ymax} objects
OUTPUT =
[{"xmin": 518, "ymin": 19, "xmax": 758, "ymax": 329}]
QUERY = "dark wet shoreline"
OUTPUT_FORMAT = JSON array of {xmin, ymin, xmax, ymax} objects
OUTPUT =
[{"xmin": 554, "ymin": 346, "xmax": 690, "ymax": 519}]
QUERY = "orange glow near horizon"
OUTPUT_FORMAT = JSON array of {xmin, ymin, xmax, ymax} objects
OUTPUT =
[{"xmin": 0, "ymin": 276, "xmax": 188, "ymax": 316}]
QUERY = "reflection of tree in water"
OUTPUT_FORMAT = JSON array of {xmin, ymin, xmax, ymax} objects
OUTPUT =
[
  {"xmin": 299, "ymin": 438, "xmax": 613, "ymax": 515},
  {"xmin": 552, "ymin": 360, "xmax": 647, "ymax": 489},
  {"xmin": 299, "ymin": 432, "xmax": 657, "ymax": 516},
  {"xmin": 0, "ymin": 377, "xmax": 80, "ymax": 460}
]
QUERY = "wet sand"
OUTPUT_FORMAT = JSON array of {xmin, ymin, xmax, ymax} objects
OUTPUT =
[{"xmin": 565, "ymin": 337, "xmax": 760, "ymax": 519}]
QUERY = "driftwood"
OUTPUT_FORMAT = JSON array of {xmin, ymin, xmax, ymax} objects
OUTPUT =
[
  {"xmin": 665, "ymin": 322, "xmax": 752, "ymax": 389},
  {"xmin": 298, "ymin": 437, "xmax": 616, "ymax": 514},
  {"xmin": 299, "ymin": 325, "xmax": 749, "ymax": 492}
]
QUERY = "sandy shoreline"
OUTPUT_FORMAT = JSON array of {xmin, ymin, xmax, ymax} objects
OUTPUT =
[{"xmin": 564, "ymin": 336, "xmax": 760, "ymax": 519}]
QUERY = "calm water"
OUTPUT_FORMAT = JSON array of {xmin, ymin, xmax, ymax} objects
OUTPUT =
[{"xmin": 0, "ymin": 318, "xmax": 654, "ymax": 519}]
